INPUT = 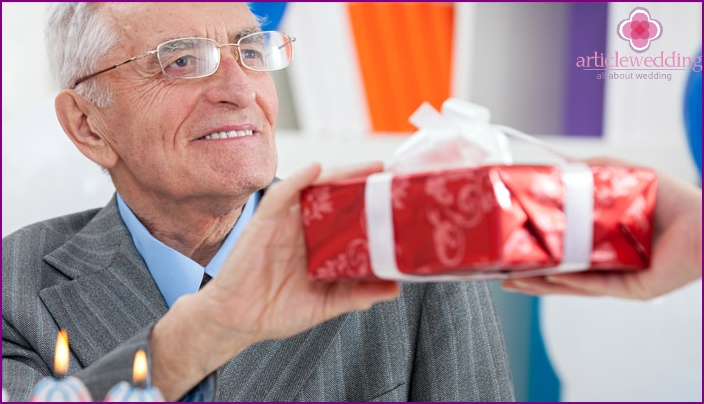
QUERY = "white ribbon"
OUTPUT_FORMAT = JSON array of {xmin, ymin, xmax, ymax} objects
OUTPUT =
[
  {"xmin": 364, "ymin": 99, "xmax": 594, "ymax": 281},
  {"xmin": 386, "ymin": 100, "xmax": 513, "ymax": 174},
  {"xmin": 555, "ymin": 163, "xmax": 594, "ymax": 273},
  {"xmin": 365, "ymin": 171, "xmax": 471, "ymax": 282}
]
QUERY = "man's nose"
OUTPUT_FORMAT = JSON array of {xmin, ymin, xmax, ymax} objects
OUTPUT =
[
  {"xmin": 217, "ymin": 43, "xmax": 256, "ymax": 75},
  {"xmin": 207, "ymin": 45, "xmax": 256, "ymax": 107},
  {"xmin": 218, "ymin": 44, "xmax": 241, "ymax": 65}
]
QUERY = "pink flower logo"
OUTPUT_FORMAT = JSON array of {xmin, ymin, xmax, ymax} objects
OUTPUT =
[{"xmin": 617, "ymin": 7, "xmax": 662, "ymax": 53}]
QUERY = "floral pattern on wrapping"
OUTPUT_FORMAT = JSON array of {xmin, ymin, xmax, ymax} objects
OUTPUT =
[
  {"xmin": 424, "ymin": 174, "xmax": 457, "ymax": 206},
  {"xmin": 314, "ymin": 238, "xmax": 369, "ymax": 279},
  {"xmin": 424, "ymin": 170, "xmax": 491, "ymax": 267},
  {"xmin": 301, "ymin": 186, "xmax": 333, "ymax": 226},
  {"xmin": 392, "ymin": 178, "xmax": 411, "ymax": 210},
  {"xmin": 428, "ymin": 211, "xmax": 466, "ymax": 267}
]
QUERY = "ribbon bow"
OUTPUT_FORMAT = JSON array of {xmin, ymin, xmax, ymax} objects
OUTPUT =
[{"xmin": 387, "ymin": 98, "xmax": 571, "ymax": 173}]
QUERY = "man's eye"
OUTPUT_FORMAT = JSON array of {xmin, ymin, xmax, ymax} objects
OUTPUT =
[
  {"xmin": 241, "ymin": 49, "xmax": 263, "ymax": 61},
  {"xmin": 169, "ymin": 55, "xmax": 193, "ymax": 68},
  {"xmin": 162, "ymin": 54, "xmax": 201, "ymax": 76}
]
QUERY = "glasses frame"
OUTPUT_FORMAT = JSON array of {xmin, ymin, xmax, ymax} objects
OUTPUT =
[{"xmin": 72, "ymin": 31, "xmax": 295, "ymax": 88}]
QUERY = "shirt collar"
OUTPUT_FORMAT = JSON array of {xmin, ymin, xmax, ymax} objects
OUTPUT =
[{"xmin": 116, "ymin": 191, "xmax": 260, "ymax": 308}]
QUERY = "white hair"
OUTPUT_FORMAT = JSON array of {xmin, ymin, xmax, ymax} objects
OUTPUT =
[
  {"xmin": 46, "ymin": 3, "xmax": 266, "ymax": 107},
  {"xmin": 46, "ymin": 2, "xmax": 117, "ymax": 107}
]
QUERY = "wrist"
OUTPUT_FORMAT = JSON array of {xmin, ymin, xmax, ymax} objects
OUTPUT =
[{"xmin": 149, "ymin": 293, "xmax": 252, "ymax": 400}]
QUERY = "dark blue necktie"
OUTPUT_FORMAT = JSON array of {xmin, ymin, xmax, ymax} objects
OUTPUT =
[{"xmin": 200, "ymin": 274, "xmax": 212, "ymax": 289}]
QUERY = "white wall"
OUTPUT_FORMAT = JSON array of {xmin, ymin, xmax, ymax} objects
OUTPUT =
[
  {"xmin": 2, "ymin": 3, "xmax": 701, "ymax": 402},
  {"xmin": 2, "ymin": 3, "xmax": 115, "ymax": 236}
]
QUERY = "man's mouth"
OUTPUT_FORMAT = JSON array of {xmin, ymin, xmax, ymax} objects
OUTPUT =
[{"xmin": 202, "ymin": 129, "xmax": 254, "ymax": 140}]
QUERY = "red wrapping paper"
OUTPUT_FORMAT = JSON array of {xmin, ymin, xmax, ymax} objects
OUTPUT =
[{"xmin": 300, "ymin": 164, "xmax": 657, "ymax": 281}]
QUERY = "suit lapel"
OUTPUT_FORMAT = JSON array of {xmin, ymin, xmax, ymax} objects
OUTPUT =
[
  {"xmin": 38, "ymin": 186, "xmax": 343, "ymax": 395},
  {"xmin": 39, "ymin": 197, "xmax": 168, "ymax": 368}
]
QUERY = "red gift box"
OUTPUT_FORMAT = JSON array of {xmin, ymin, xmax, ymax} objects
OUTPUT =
[{"xmin": 300, "ymin": 164, "xmax": 657, "ymax": 281}]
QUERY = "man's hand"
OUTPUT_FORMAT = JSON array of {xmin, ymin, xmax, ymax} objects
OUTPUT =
[
  {"xmin": 206, "ymin": 161, "xmax": 399, "ymax": 341},
  {"xmin": 150, "ymin": 162, "xmax": 400, "ymax": 400},
  {"xmin": 502, "ymin": 158, "xmax": 702, "ymax": 300}
]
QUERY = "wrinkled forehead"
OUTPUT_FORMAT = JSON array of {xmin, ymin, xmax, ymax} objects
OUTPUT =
[{"xmin": 99, "ymin": 2, "xmax": 260, "ymax": 51}]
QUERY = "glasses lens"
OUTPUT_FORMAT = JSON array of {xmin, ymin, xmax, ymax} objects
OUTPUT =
[
  {"xmin": 238, "ymin": 32, "xmax": 293, "ymax": 71},
  {"xmin": 157, "ymin": 38, "xmax": 220, "ymax": 78}
]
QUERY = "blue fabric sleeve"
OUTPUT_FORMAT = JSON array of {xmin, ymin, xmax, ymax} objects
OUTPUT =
[{"xmin": 180, "ymin": 373, "xmax": 216, "ymax": 402}]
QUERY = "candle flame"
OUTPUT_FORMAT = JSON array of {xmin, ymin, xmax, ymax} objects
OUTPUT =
[
  {"xmin": 54, "ymin": 330, "xmax": 69, "ymax": 377},
  {"xmin": 132, "ymin": 349, "xmax": 148, "ymax": 385}
]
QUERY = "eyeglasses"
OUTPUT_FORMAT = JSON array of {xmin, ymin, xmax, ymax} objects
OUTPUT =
[{"xmin": 72, "ymin": 31, "xmax": 295, "ymax": 88}]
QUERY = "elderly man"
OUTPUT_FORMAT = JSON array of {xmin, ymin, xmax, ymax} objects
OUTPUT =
[{"xmin": 2, "ymin": 3, "xmax": 514, "ymax": 401}]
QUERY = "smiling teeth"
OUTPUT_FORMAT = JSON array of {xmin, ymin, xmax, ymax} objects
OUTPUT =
[{"xmin": 204, "ymin": 130, "xmax": 253, "ymax": 140}]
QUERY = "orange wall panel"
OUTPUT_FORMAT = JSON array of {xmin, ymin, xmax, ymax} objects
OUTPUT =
[{"xmin": 349, "ymin": 2, "xmax": 454, "ymax": 133}]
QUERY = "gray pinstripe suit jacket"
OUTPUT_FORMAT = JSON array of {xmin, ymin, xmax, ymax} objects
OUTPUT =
[{"xmin": 2, "ymin": 196, "xmax": 515, "ymax": 401}]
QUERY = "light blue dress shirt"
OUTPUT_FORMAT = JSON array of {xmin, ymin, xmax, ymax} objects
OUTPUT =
[{"xmin": 116, "ymin": 191, "xmax": 260, "ymax": 308}]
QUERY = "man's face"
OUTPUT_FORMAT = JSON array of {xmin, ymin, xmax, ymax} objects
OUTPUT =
[{"xmin": 90, "ymin": 2, "xmax": 278, "ymax": 206}]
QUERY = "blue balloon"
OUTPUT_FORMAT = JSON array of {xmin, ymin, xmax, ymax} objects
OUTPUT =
[
  {"xmin": 684, "ymin": 50, "xmax": 702, "ymax": 176},
  {"xmin": 248, "ymin": 2, "xmax": 288, "ymax": 31}
]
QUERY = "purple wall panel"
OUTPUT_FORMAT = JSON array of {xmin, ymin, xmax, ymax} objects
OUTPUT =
[{"xmin": 564, "ymin": 3, "xmax": 608, "ymax": 136}]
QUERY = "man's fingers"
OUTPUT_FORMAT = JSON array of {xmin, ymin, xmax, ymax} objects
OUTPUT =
[
  {"xmin": 501, "ymin": 277, "xmax": 604, "ymax": 297},
  {"xmin": 322, "ymin": 280, "xmax": 400, "ymax": 318},
  {"xmin": 314, "ymin": 161, "xmax": 384, "ymax": 185},
  {"xmin": 583, "ymin": 156, "xmax": 644, "ymax": 168},
  {"xmin": 502, "ymin": 271, "xmax": 650, "ymax": 299},
  {"xmin": 347, "ymin": 280, "xmax": 400, "ymax": 310},
  {"xmin": 546, "ymin": 271, "xmax": 648, "ymax": 299},
  {"xmin": 259, "ymin": 161, "xmax": 384, "ymax": 217},
  {"xmin": 277, "ymin": 162, "xmax": 323, "ymax": 195}
]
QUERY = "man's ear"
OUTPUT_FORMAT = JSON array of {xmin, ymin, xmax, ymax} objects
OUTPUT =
[{"xmin": 54, "ymin": 90, "xmax": 119, "ymax": 169}]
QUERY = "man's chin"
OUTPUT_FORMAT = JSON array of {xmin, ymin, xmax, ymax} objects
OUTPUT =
[{"xmin": 231, "ymin": 171, "xmax": 277, "ymax": 195}]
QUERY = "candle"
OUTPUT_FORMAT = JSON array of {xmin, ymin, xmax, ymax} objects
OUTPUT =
[
  {"xmin": 105, "ymin": 349, "xmax": 164, "ymax": 401},
  {"xmin": 29, "ymin": 330, "xmax": 92, "ymax": 402}
]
